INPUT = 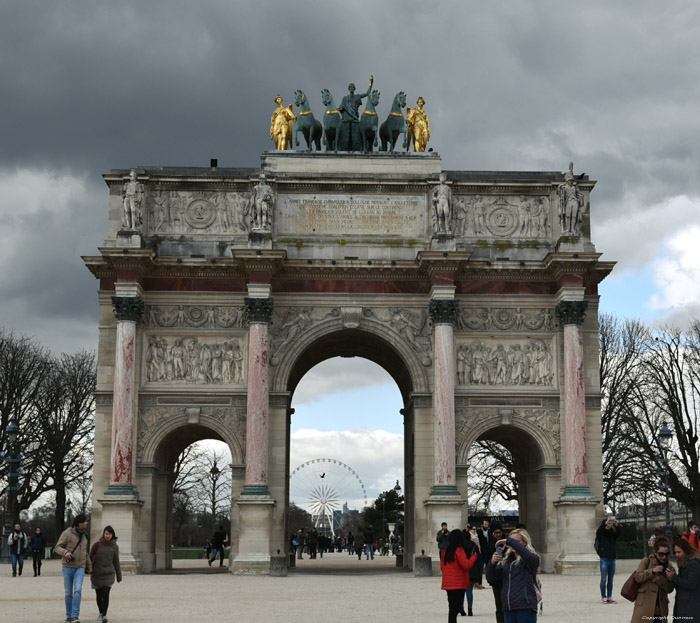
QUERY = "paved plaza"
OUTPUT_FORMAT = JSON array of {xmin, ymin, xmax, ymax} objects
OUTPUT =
[{"xmin": 1, "ymin": 555, "xmax": 663, "ymax": 623}]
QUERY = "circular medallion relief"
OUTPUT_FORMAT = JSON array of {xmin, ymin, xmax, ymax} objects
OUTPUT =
[
  {"xmin": 487, "ymin": 205, "xmax": 518, "ymax": 237},
  {"xmin": 185, "ymin": 199, "xmax": 216, "ymax": 229}
]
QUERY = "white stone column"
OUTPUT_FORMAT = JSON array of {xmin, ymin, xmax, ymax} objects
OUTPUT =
[
  {"xmin": 428, "ymin": 298, "xmax": 460, "ymax": 497},
  {"xmin": 107, "ymin": 295, "xmax": 144, "ymax": 495},
  {"xmin": 555, "ymin": 300, "xmax": 592, "ymax": 496},
  {"xmin": 241, "ymin": 296, "xmax": 274, "ymax": 496}
]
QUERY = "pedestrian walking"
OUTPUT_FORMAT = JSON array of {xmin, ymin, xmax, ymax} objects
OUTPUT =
[
  {"xmin": 441, "ymin": 529, "xmax": 478, "ymax": 623},
  {"xmin": 55, "ymin": 514, "xmax": 92, "ymax": 623},
  {"xmin": 89, "ymin": 526, "xmax": 122, "ymax": 623},
  {"xmin": 8, "ymin": 522, "xmax": 27, "ymax": 577},
  {"xmin": 630, "ymin": 535, "xmax": 674, "ymax": 623},
  {"xmin": 208, "ymin": 526, "xmax": 228, "ymax": 567},
  {"xmin": 30, "ymin": 527, "xmax": 46, "ymax": 576},
  {"xmin": 596, "ymin": 515, "xmax": 618, "ymax": 603},
  {"xmin": 665, "ymin": 537, "xmax": 700, "ymax": 623}
]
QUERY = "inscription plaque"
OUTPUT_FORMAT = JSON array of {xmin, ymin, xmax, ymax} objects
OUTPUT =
[{"xmin": 275, "ymin": 194, "xmax": 426, "ymax": 237}]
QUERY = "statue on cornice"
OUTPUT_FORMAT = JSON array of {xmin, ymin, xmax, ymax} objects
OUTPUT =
[
  {"xmin": 431, "ymin": 172, "xmax": 453, "ymax": 236},
  {"xmin": 406, "ymin": 97, "xmax": 430, "ymax": 152},
  {"xmin": 121, "ymin": 169, "xmax": 144, "ymax": 231},
  {"xmin": 557, "ymin": 162, "xmax": 585, "ymax": 236},
  {"xmin": 247, "ymin": 173, "xmax": 275, "ymax": 231}
]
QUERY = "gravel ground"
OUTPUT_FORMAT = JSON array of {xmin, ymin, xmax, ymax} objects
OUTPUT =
[{"xmin": 0, "ymin": 555, "xmax": 666, "ymax": 623}]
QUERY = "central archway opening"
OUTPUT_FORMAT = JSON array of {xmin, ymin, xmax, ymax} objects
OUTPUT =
[{"xmin": 282, "ymin": 328, "xmax": 418, "ymax": 574}]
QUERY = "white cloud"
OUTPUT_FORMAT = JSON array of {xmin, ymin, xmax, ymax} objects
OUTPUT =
[
  {"xmin": 649, "ymin": 224, "xmax": 700, "ymax": 318},
  {"xmin": 293, "ymin": 358, "xmax": 395, "ymax": 405}
]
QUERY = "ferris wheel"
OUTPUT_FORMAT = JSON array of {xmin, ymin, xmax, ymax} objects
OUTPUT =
[{"xmin": 290, "ymin": 458, "xmax": 368, "ymax": 535}]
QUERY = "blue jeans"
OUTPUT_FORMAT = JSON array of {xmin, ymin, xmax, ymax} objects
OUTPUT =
[
  {"xmin": 63, "ymin": 566, "xmax": 86, "ymax": 619},
  {"xmin": 504, "ymin": 609, "xmax": 537, "ymax": 623},
  {"xmin": 11, "ymin": 552, "xmax": 24, "ymax": 576},
  {"xmin": 365, "ymin": 543, "xmax": 374, "ymax": 559},
  {"xmin": 599, "ymin": 557, "xmax": 616, "ymax": 599}
]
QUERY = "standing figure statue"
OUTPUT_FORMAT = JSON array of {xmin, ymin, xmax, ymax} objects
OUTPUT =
[
  {"xmin": 557, "ymin": 162, "xmax": 585, "ymax": 236},
  {"xmin": 406, "ymin": 96, "xmax": 431, "ymax": 152},
  {"xmin": 247, "ymin": 174, "xmax": 275, "ymax": 231},
  {"xmin": 338, "ymin": 76, "xmax": 373, "ymax": 151},
  {"xmin": 431, "ymin": 172, "xmax": 453, "ymax": 235},
  {"xmin": 270, "ymin": 95, "xmax": 296, "ymax": 150},
  {"xmin": 121, "ymin": 169, "xmax": 144, "ymax": 230}
]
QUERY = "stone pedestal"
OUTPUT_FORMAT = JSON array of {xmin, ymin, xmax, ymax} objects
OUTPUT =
[
  {"xmin": 231, "ymin": 496, "xmax": 275, "ymax": 575},
  {"xmin": 553, "ymin": 497, "xmax": 600, "ymax": 574},
  {"xmin": 116, "ymin": 230, "xmax": 142, "ymax": 248},
  {"xmin": 96, "ymin": 495, "xmax": 145, "ymax": 574},
  {"xmin": 424, "ymin": 495, "xmax": 466, "ymax": 568}
]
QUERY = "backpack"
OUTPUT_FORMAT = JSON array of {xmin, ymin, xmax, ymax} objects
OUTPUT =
[{"xmin": 594, "ymin": 536, "xmax": 602, "ymax": 556}]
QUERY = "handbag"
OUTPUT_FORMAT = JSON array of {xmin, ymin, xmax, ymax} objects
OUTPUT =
[
  {"xmin": 620, "ymin": 558, "xmax": 648, "ymax": 602},
  {"xmin": 620, "ymin": 571, "xmax": 639, "ymax": 601}
]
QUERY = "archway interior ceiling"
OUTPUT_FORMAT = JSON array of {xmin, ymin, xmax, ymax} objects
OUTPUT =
[
  {"xmin": 287, "ymin": 328, "xmax": 413, "ymax": 404},
  {"xmin": 157, "ymin": 423, "xmax": 226, "ymax": 470},
  {"xmin": 476, "ymin": 426, "xmax": 541, "ymax": 469}
]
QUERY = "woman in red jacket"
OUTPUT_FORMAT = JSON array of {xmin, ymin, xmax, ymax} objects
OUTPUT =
[{"xmin": 441, "ymin": 529, "xmax": 478, "ymax": 623}]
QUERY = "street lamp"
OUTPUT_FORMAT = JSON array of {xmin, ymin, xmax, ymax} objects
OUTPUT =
[
  {"xmin": 1, "ymin": 418, "xmax": 21, "ymax": 564},
  {"xmin": 209, "ymin": 461, "xmax": 221, "ymax": 534},
  {"xmin": 657, "ymin": 422, "xmax": 673, "ymax": 544}
]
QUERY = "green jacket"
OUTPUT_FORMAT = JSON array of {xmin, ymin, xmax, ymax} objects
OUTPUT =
[{"xmin": 89, "ymin": 537, "xmax": 122, "ymax": 588}]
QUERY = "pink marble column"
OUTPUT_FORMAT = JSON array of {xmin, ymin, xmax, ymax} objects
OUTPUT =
[
  {"xmin": 429, "ymin": 299, "xmax": 460, "ymax": 496},
  {"xmin": 555, "ymin": 300, "xmax": 591, "ymax": 495},
  {"xmin": 107, "ymin": 296, "xmax": 143, "ymax": 494},
  {"xmin": 242, "ymin": 297, "xmax": 274, "ymax": 496}
]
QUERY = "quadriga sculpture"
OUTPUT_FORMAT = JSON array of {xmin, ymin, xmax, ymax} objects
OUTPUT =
[
  {"xmin": 379, "ymin": 91, "xmax": 407, "ymax": 152},
  {"xmin": 294, "ymin": 90, "xmax": 322, "ymax": 150},
  {"xmin": 359, "ymin": 89, "xmax": 380, "ymax": 152},
  {"xmin": 321, "ymin": 88, "xmax": 342, "ymax": 151}
]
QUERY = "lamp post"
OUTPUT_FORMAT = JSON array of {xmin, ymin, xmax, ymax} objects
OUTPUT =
[
  {"xmin": 380, "ymin": 492, "xmax": 387, "ymax": 542},
  {"xmin": 1, "ymin": 418, "xmax": 20, "ymax": 564},
  {"xmin": 209, "ymin": 461, "xmax": 221, "ymax": 534},
  {"xmin": 657, "ymin": 422, "xmax": 673, "ymax": 544}
]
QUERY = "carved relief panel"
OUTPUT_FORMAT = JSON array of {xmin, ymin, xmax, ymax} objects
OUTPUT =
[
  {"xmin": 453, "ymin": 195, "xmax": 552, "ymax": 240},
  {"xmin": 456, "ymin": 307, "xmax": 555, "ymax": 332},
  {"xmin": 455, "ymin": 407, "xmax": 561, "ymax": 464},
  {"xmin": 456, "ymin": 338, "xmax": 556, "ymax": 387},
  {"xmin": 146, "ymin": 304, "xmax": 246, "ymax": 329},
  {"xmin": 137, "ymin": 405, "xmax": 246, "ymax": 463},
  {"xmin": 145, "ymin": 189, "xmax": 250, "ymax": 236},
  {"xmin": 142, "ymin": 335, "xmax": 246, "ymax": 386}
]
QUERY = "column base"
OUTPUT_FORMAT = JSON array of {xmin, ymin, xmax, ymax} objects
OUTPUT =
[
  {"xmin": 103, "ymin": 483, "xmax": 139, "ymax": 497},
  {"xmin": 240, "ymin": 484, "xmax": 271, "ymax": 496},
  {"xmin": 561, "ymin": 484, "xmax": 594, "ymax": 498},
  {"xmin": 429, "ymin": 485, "xmax": 461, "ymax": 497}
]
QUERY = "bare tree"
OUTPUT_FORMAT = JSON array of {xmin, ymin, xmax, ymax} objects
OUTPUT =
[
  {"xmin": 26, "ymin": 351, "xmax": 96, "ymax": 534},
  {"xmin": 467, "ymin": 440, "xmax": 518, "ymax": 512}
]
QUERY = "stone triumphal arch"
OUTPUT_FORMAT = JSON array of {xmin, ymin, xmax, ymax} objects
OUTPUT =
[{"xmin": 84, "ymin": 151, "xmax": 613, "ymax": 574}]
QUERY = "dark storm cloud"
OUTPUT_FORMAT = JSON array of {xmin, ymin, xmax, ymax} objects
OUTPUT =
[{"xmin": 1, "ymin": 1, "xmax": 700, "ymax": 352}]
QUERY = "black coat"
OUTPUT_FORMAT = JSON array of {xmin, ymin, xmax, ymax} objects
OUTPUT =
[
  {"xmin": 595, "ymin": 522, "xmax": 618, "ymax": 559},
  {"xmin": 672, "ymin": 557, "xmax": 700, "ymax": 622}
]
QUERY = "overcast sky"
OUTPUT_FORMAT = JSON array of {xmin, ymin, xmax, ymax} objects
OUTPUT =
[{"xmin": 2, "ymin": 2, "xmax": 699, "ymax": 509}]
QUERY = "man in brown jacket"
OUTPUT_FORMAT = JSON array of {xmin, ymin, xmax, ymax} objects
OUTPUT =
[{"xmin": 54, "ymin": 514, "xmax": 92, "ymax": 623}]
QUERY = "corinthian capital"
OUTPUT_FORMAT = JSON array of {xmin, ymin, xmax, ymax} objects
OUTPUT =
[
  {"xmin": 555, "ymin": 300, "xmax": 588, "ymax": 326},
  {"xmin": 429, "ymin": 299, "xmax": 459, "ymax": 325},
  {"xmin": 245, "ymin": 297, "xmax": 274, "ymax": 324},
  {"xmin": 111, "ymin": 296, "xmax": 144, "ymax": 322}
]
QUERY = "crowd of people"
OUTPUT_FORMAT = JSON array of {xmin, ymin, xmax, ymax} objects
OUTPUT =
[{"xmin": 288, "ymin": 526, "xmax": 402, "ymax": 560}]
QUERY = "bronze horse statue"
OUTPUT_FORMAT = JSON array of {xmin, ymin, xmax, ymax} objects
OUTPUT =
[
  {"xmin": 294, "ymin": 90, "xmax": 322, "ymax": 150},
  {"xmin": 379, "ymin": 91, "xmax": 407, "ymax": 152},
  {"xmin": 359, "ymin": 89, "xmax": 380, "ymax": 152},
  {"xmin": 321, "ymin": 88, "xmax": 342, "ymax": 151}
]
